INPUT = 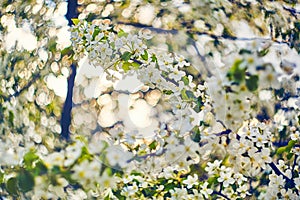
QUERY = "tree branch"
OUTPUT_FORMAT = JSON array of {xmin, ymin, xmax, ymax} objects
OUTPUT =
[
  {"xmin": 292, "ymin": 155, "xmax": 298, "ymax": 177},
  {"xmin": 118, "ymin": 21, "xmax": 178, "ymax": 34},
  {"xmin": 212, "ymin": 190, "xmax": 230, "ymax": 200},
  {"xmin": 60, "ymin": 0, "xmax": 78, "ymax": 140},
  {"xmin": 283, "ymin": 6, "xmax": 300, "ymax": 18},
  {"xmin": 60, "ymin": 63, "xmax": 76, "ymax": 140},
  {"xmin": 66, "ymin": 0, "xmax": 79, "ymax": 26},
  {"xmin": 269, "ymin": 162, "xmax": 295, "ymax": 189},
  {"xmin": 3, "ymin": 73, "xmax": 40, "ymax": 103},
  {"xmin": 127, "ymin": 148, "xmax": 166, "ymax": 163},
  {"xmin": 191, "ymin": 40, "xmax": 212, "ymax": 77},
  {"xmin": 117, "ymin": 21, "xmax": 290, "ymax": 45}
]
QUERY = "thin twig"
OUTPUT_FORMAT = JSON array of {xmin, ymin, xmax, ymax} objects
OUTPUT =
[
  {"xmin": 292, "ymin": 155, "xmax": 298, "ymax": 177},
  {"xmin": 191, "ymin": 40, "xmax": 212, "ymax": 77},
  {"xmin": 127, "ymin": 148, "xmax": 167, "ymax": 163},
  {"xmin": 212, "ymin": 190, "xmax": 230, "ymax": 200}
]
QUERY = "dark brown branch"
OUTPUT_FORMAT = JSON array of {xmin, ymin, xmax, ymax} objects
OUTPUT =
[
  {"xmin": 60, "ymin": 0, "xmax": 79, "ymax": 140},
  {"xmin": 3, "ymin": 73, "xmax": 40, "ymax": 103},
  {"xmin": 117, "ymin": 21, "xmax": 290, "ymax": 45},
  {"xmin": 118, "ymin": 21, "xmax": 178, "ymax": 34},
  {"xmin": 269, "ymin": 162, "xmax": 296, "ymax": 189},
  {"xmin": 66, "ymin": 0, "xmax": 79, "ymax": 26},
  {"xmin": 60, "ymin": 63, "xmax": 76, "ymax": 140},
  {"xmin": 127, "ymin": 148, "xmax": 166, "ymax": 163},
  {"xmin": 292, "ymin": 155, "xmax": 298, "ymax": 177},
  {"xmin": 212, "ymin": 191, "xmax": 230, "ymax": 200},
  {"xmin": 283, "ymin": 6, "xmax": 300, "ymax": 18}
]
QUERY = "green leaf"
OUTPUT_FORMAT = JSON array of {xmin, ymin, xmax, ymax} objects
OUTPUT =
[
  {"xmin": 71, "ymin": 18, "xmax": 80, "ymax": 25},
  {"xmin": 112, "ymin": 60, "xmax": 120, "ymax": 70},
  {"xmin": 194, "ymin": 96, "xmax": 203, "ymax": 113},
  {"xmin": 207, "ymin": 176, "xmax": 218, "ymax": 185},
  {"xmin": 114, "ymin": 191, "xmax": 126, "ymax": 200},
  {"xmin": 257, "ymin": 48, "xmax": 269, "ymax": 57},
  {"xmin": 227, "ymin": 59, "xmax": 245, "ymax": 84},
  {"xmin": 149, "ymin": 141, "xmax": 157, "ymax": 150},
  {"xmin": 78, "ymin": 146, "xmax": 93, "ymax": 162},
  {"xmin": 104, "ymin": 168, "xmax": 113, "ymax": 176},
  {"xmin": 8, "ymin": 111, "xmax": 14, "ymax": 127},
  {"xmin": 181, "ymin": 89, "xmax": 189, "ymax": 100},
  {"xmin": 0, "ymin": 171, "xmax": 3, "ymax": 184},
  {"xmin": 132, "ymin": 62, "xmax": 140, "ymax": 70},
  {"xmin": 164, "ymin": 182, "xmax": 177, "ymax": 191},
  {"xmin": 17, "ymin": 169, "xmax": 34, "ymax": 193},
  {"xmin": 163, "ymin": 90, "xmax": 173, "ymax": 95},
  {"xmin": 118, "ymin": 29, "xmax": 128, "ymax": 37},
  {"xmin": 23, "ymin": 150, "xmax": 39, "ymax": 169},
  {"xmin": 93, "ymin": 27, "xmax": 100, "ymax": 39},
  {"xmin": 130, "ymin": 171, "xmax": 143, "ymax": 176},
  {"xmin": 121, "ymin": 51, "xmax": 132, "ymax": 61},
  {"xmin": 6, "ymin": 177, "xmax": 18, "ymax": 196},
  {"xmin": 151, "ymin": 54, "xmax": 157, "ymax": 62},
  {"xmin": 276, "ymin": 140, "xmax": 296, "ymax": 155},
  {"xmin": 141, "ymin": 50, "xmax": 148, "ymax": 61},
  {"xmin": 61, "ymin": 46, "xmax": 73, "ymax": 56},
  {"xmin": 286, "ymin": 140, "xmax": 296, "ymax": 152},
  {"xmin": 143, "ymin": 187, "xmax": 157, "ymax": 197},
  {"xmin": 185, "ymin": 90, "xmax": 195, "ymax": 99},
  {"xmin": 239, "ymin": 49, "xmax": 252, "ymax": 55},
  {"xmin": 276, "ymin": 147, "xmax": 286, "ymax": 155},
  {"xmin": 51, "ymin": 165, "xmax": 61, "ymax": 174},
  {"xmin": 181, "ymin": 89, "xmax": 195, "ymax": 101},
  {"xmin": 246, "ymin": 75, "xmax": 259, "ymax": 91},
  {"xmin": 287, "ymin": 140, "xmax": 296, "ymax": 148},
  {"xmin": 287, "ymin": 152, "xmax": 294, "ymax": 160},
  {"xmin": 33, "ymin": 161, "xmax": 48, "ymax": 176},
  {"xmin": 191, "ymin": 127, "xmax": 201, "ymax": 142},
  {"xmin": 122, "ymin": 62, "xmax": 131, "ymax": 72},
  {"xmin": 182, "ymin": 76, "xmax": 189, "ymax": 85}
]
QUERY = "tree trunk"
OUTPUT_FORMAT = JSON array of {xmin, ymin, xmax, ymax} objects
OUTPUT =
[{"xmin": 61, "ymin": 0, "xmax": 78, "ymax": 140}]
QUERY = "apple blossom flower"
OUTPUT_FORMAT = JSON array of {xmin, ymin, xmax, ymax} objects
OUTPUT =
[
  {"xmin": 183, "ymin": 174, "xmax": 199, "ymax": 189},
  {"xmin": 200, "ymin": 182, "xmax": 213, "ymax": 199}
]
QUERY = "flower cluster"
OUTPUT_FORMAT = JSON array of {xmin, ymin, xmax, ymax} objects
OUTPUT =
[{"xmin": 1, "ymin": 18, "xmax": 300, "ymax": 200}]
